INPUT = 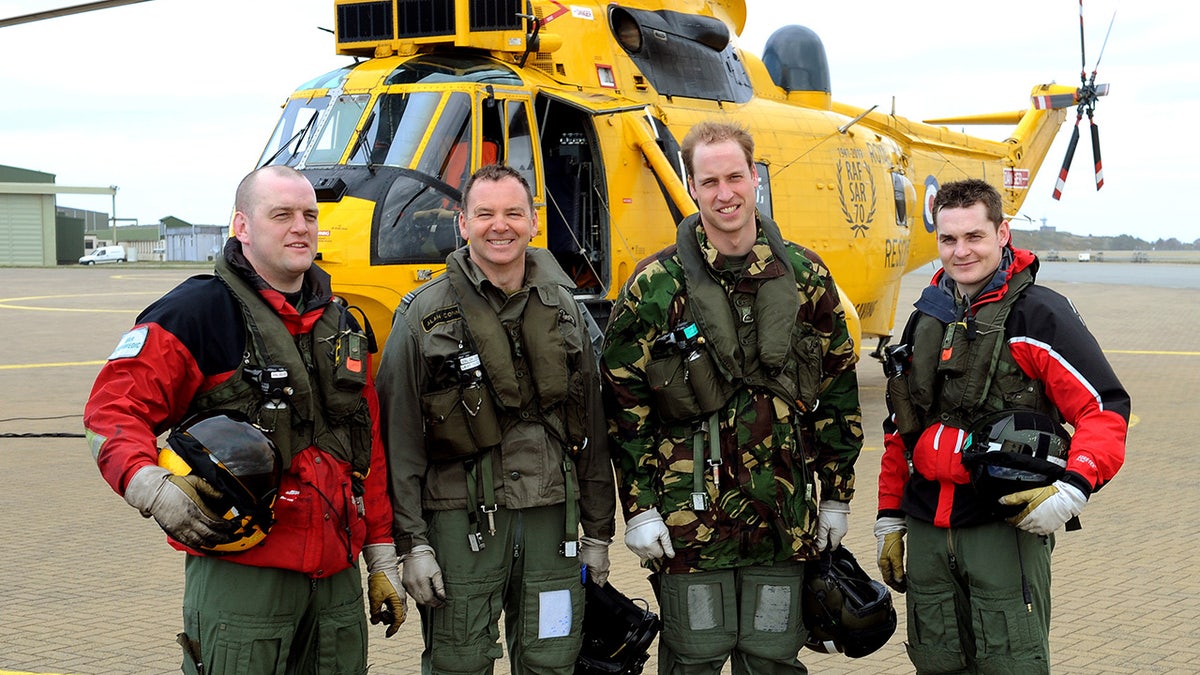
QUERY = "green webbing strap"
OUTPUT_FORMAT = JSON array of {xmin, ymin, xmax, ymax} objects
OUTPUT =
[
  {"xmin": 690, "ymin": 412, "xmax": 721, "ymax": 511},
  {"xmin": 562, "ymin": 455, "xmax": 579, "ymax": 557},
  {"xmin": 480, "ymin": 453, "xmax": 497, "ymax": 536},
  {"xmin": 463, "ymin": 459, "xmax": 485, "ymax": 551}
]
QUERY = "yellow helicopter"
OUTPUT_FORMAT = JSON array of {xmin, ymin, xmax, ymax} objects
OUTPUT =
[
  {"xmin": 3, "ymin": 0, "xmax": 1107, "ymax": 358},
  {"xmin": 249, "ymin": 0, "xmax": 1109, "ymax": 360}
]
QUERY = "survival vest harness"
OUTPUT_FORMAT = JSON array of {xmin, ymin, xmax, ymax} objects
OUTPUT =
[
  {"xmin": 417, "ymin": 249, "xmax": 590, "ymax": 555},
  {"xmin": 650, "ymin": 213, "xmax": 826, "ymax": 510},
  {"xmin": 188, "ymin": 257, "xmax": 373, "ymax": 485},
  {"xmin": 888, "ymin": 261, "xmax": 1057, "ymax": 447}
]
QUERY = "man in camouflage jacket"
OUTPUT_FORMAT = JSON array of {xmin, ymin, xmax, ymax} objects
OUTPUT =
[{"xmin": 600, "ymin": 121, "xmax": 863, "ymax": 673}]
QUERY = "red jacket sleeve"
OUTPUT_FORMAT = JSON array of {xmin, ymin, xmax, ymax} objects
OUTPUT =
[
  {"xmin": 84, "ymin": 322, "xmax": 207, "ymax": 495},
  {"xmin": 361, "ymin": 359, "xmax": 396, "ymax": 547}
]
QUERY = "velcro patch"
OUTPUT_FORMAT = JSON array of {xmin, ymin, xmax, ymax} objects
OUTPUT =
[
  {"xmin": 421, "ymin": 306, "xmax": 461, "ymax": 332},
  {"xmin": 108, "ymin": 325, "xmax": 149, "ymax": 360}
]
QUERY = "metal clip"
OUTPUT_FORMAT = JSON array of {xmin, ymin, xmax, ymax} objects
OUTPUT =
[
  {"xmin": 691, "ymin": 491, "xmax": 710, "ymax": 511},
  {"xmin": 560, "ymin": 540, "xmax": 579, "ymax": 557},
  {"xmin": 481, "ymin": 504, "xmax": 497, "ymax": 536},
  {"xmin": 468, "ymin": 531, "xmax": 486, "ymax": 552}
]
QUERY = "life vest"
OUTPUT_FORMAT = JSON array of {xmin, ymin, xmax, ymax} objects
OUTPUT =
[
  {"xmin": 186, "ymin": 257, "xmax": 372, "ymax": 477},
  {"xmin": 893, "ymin": 263, "xmax": 1056, "ymax": 436},
  {"xmin": 645, "ymin": 213, "xmax": 826, "ymax": 422},
  {"xmin": 415, "ymin": 248, "xmax": 589, "ymax": 463}
]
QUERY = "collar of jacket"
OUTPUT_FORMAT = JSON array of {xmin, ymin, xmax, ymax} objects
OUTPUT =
[
  {"xmin": 220, "ymin": 238, "xmax": 333, "ymax": 331},
  {"xmin": 674, "ymin": 212, "xmax": 798, "ymax": 380}
]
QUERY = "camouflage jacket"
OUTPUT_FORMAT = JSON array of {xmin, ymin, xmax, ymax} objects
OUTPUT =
[{"xmin": 601, "ymin": 214, "xmax": 862, "ymax": 573}]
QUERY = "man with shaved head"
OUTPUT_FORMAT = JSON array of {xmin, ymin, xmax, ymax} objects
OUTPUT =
[{"xmin": 86, "ymin": 165, "xmax": 405, "ymax": 673}]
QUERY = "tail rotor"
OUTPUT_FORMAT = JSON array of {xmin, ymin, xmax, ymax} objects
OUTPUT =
[{"xmin": 1038, "ymin": 0, "xmax": 1114, "ymax": 200}]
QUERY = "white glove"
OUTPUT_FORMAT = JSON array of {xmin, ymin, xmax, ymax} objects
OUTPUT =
[
  {"xmin": 998, "ymin": 480, "xmax": 1087, "ymax": 536},
  {"xmin": 579, "ymin": 536, "xmax": 612, "ymax": 586},
  {"xmin": 816, "ymin": 500, "xmax": 850, "ymax": 551},
  {"xmin": 624, "ymin": 508, "xmax": 675, "ymax": 561},
  {"xmin": 401, "ymin": 544, "xmax": 447, "ymax": 607},
  {"xmin": 363, "ymin": 543, "xmax": 406, "ymax": 637},
  {"xmin": 123, "ymin": 465, "xmax": 238, "ymax": 550},
  {"xmin": 874, "ymin": 516, "xmax": 907, "ymax": 593}
]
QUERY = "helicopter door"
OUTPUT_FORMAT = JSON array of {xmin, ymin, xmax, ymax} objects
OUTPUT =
[
  {"xmin": 534, "ymin": 94, "xmax": 616, "ymax": 299},
  {"xmin": 478, "ymin": 93, "xmax": 538, "ymax": 201}
]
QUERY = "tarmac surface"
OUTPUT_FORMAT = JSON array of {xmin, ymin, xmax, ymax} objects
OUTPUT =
[{"xmin": 1, "ymin": 263, "xmax": 1198, "ymax": 674}]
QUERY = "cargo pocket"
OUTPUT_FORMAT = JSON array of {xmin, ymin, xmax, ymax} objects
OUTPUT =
[
  {"xmin": 972, "ymin": 590, "xmax": 1049, "ymax": 674},
  {"xmin": 518, "ymin": 568, "xmax": 585, "ymax": 669},
  {"xmin": 658, "ymin": 570, "xmax": 738, "ymax": 662},
  {"xmin": 208, "ymin": 611, "xmax": 292, "ymax": 675},
  {"xmin": 736, "ymin": 563, "xmax": 806, "ymax": 661},
  {"xmin": 315, "ymin": 595, "xmax": 368, "ymax": 675},
  {"xmin": 429, "ymin": 570, "xmax": 506, "ymax": 674},
  {"xmin": 905, "ymin": 587, "xmax": 968, "ymax": 673}
]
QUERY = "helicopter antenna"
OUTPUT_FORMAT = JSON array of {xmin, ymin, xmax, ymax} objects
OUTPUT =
[{"xmin": 838, "ymin": 105, "xmax": 878, "ymax": 134}]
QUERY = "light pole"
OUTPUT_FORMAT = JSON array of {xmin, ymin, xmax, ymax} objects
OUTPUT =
[{"xmin": 109, "ymin": 185, "xmax": 118, "ymax": 245}]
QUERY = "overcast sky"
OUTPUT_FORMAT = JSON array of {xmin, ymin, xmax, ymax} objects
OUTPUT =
[{"xmin": 1, "ymin": 0, "xmax": 1189, "ymax": 241}]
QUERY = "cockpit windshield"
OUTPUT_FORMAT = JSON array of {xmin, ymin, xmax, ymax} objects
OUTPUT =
[{"xmin": 257, "ymin": 96, "xmax": 327, "ymax": 168}]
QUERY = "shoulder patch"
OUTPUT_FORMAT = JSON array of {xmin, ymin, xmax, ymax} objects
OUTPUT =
[
  {"xmin": 108, "ymin": 325, "xmax": 149, "ymax": 360},
  {"xmin": 421, "ymin": 305, "xmax": 461, "ymax": 332}
]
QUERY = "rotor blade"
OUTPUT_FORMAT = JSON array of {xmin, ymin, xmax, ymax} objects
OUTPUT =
[
  {"xmin": 1089, "ymin": 114, "xmax": 1104, "ymax": 191},
  {"xmin": 1077, "ymin": 0, "xmax": 1087, "ymax": 79},
  {"xmin": 1053, "ymin": 117, "xmax": 1083, "ymax": 201}
]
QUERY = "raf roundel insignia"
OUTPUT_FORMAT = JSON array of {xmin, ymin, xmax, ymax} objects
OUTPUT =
[
  {"xmin": 108, "ymin": 325, "xmax": 149, "ymax": 360},
  {"xmin": 923, "ymin": 175, "xmax": 940, "ymax": 233}
]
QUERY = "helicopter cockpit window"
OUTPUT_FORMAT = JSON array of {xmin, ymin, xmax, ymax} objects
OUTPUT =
[
  {"xmin": 257, "ymin": 95, "xmax": 329, "ymax": 168},
  {"xmin": 413, "ymin": 93, "xmax": 473, "ymax": 184},
  {"xmin": 351, "ymin": 91, "xmax": 458, "ymax": 169},
  {"xmin": 383, "ymin": 54, "xmax": 523, "ymax": 87},
  {"xmin": 306, "ymin": 94, "xmax": 370, "ymax": 165},
  {"xmin": 505, "ymin": 100, "xmax": 536, "ymax": 189},
  {"xmin": 754, "ymin": 162, "xmax": 773, "ymax": 219}
]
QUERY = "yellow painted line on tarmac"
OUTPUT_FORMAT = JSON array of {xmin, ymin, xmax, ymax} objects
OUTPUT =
[
  {"xmin": 0, "ymin": 360, "xmax": 105, "ymax": 370},
  {"xmin": 0, "ymin": 291, "xmax": 160, "ymax": 313},
  {"xmin": 1, "ymin": 671, "xmax": 77, "ymax": 675},
  {"xmin": 1108, "ymin": 349, "xmax": 1200, "ymax": 356}
]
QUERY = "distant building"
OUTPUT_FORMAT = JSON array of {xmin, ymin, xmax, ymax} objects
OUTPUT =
[{"xmin": 162, "ymin": 217, "xmax": 227, "ymax": 262}]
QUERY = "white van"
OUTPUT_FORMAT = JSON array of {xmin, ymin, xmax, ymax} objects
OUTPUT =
[{"xmin": 79, "ymin": 245, "xmax": 127, "ymax": 265}]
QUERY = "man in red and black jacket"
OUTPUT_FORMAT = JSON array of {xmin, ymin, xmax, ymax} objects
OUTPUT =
[
  {"xmin": 85, "ymin": 166, "xmax": 405, "ymax": 674},
  {"xmin": 875, "ymin": 179, "xmax": 1128, "ymax": 673}
]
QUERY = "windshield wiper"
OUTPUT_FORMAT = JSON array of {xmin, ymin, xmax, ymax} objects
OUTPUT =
[
  {"xmin": 258, "ymin": 112, "xmax": 318, "ymax": 169},
  {"xmin": 349, "ymin": 110, "xmax": 378, "ymax": 174}
]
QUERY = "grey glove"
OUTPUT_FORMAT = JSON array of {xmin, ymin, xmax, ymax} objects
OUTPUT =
[
  {"xmin": 816, "ymin": 500, "xmax": 850, "ymax": 551},
  {"xmin": 999, "ymin": 480, "xmax": 1087, "ymax": 535},
  {"xmin": 123, "ymin": 465, "xmax": 238, "ymax": 550},
  {"xmin": 624, "ymin": 508, "xmax": 675, "ymax": 562},
  {"xmin": 401, "ymin": 544, "xmax": 447, "ymax": 607},
  {"xmin": 363, "ymin": 543, "xmax": 406, "ymax": 637},
  {"xmin": 579, "ymin": 536, "xmax": 612, "ymax": 586}
]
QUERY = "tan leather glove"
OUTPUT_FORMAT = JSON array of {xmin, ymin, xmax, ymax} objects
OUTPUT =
[
  {"xmin": 363, "ymin": 543, "xmax": 406, "ymax": 637},
  {"xmin": 874, "ymin": 516, "xmax": 907, "ymax": 593}
]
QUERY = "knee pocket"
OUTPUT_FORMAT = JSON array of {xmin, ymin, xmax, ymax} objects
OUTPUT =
[
  {"xmin": 518, "ymin": 568, "xmax": 585, "ymax": 669},
  {"xmin": 428, "ymin": 571, "xmax": 506, "ymax": 673},
  {"xmin": 659, "ymin": 571, "xmax": 738, "ymax": 661},
  {"xmin": 736, "ymin": 564, "xmax": 806, "ymax": 661}
]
